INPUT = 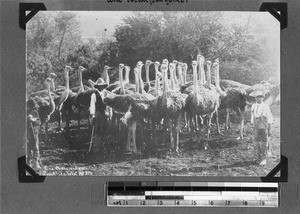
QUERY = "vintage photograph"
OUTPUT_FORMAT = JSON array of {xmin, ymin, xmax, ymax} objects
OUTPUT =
[{"xmin": 25, "ymin": 11, "xmax": 280, "ymax": 176}]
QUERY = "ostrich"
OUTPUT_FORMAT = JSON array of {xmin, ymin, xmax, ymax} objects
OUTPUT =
[
  {"xmin": 185, "ymin": 58, "xmax": 220, "ymax": 150},
  {"xmin": 144, "ymin": 60, "xmax": 154, "ymax": 92},
  {"xmin": 77, "ymin": 66, "xmax": 86, "ymax": 93},
  {"xmin": 211, "ymin": 60, "xmax": 249, "ymax": 139},
  {"xmin": 157, "ymin": 62, "xmax": 187, "ymax": 152},
  {"xmin": 177, "ymin": 62, "xmax": 185, "ymax": 86},
  {"xmin": 33, "ymin": 78, "xmax": 56, "ymax": 143},
  {"xmin": 111, "ymin": 64, "xmax": 135, "ymax": 95},
  {"xmin": 73, "ymin": 82, "xmax": 107, "ymax": 138},
  {"xmin": 172, "ymin": 60, "xmax": 180, "ymax": 86},
  {"xmin": 148, "ymin": 61, "xmax": 163, "ymax": 97},
  {"xmin": 57, "ymin": 66, "xmax": 76, "ymax": 133},
  {"xmin": 120, "ymin": 67, "xmax": 157, "ymax": 153},
  {"xmin": 198, "ymin": 55, "xmax": 206, "ymax": 85}
]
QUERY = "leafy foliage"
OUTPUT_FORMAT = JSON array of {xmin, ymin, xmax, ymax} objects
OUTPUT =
[{"xmin": 27, "ymin": 11, "xmax": 279, "ymax": 94}]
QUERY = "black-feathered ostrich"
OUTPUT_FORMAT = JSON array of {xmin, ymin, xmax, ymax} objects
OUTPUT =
[
  {"xmin": 185, "ymin": 58, "xmax": 220, "ymax": 150},
  {"xmin": 144, "ymin": 60, "xmax": 155, "ymax": 92},
  {"xmin": 112, "ymin": 65, "xmax": 135, "ymax": 94},
  {"xmin": 103, "ymin": 67, "xmax": 156, "ymax": 153},
  {"xmin": 211, "ymin": 60, "xmax": 249, "ymax": 139},
  {"xmin": 157, "ymin": 62, "xmax": 187, "ymax": 152},
  {"xmin": 57, "ymin": 66, "xmax": 77, "ymax": 133},
  {"xmin": 32, "ymin": 78, "xmax": 56, "ymax": 143},
  {"xmin": 120, "ymin": 67, "xmax": 157, "ymax": 153},
  {"xmin": 148, "ymin": 61, "xmax": 163, "ymax": 97}
]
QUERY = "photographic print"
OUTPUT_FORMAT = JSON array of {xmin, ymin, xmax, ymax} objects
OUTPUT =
[{"xmin": 25, "ymin": 11, "xmax": 280, "ymax": 176}]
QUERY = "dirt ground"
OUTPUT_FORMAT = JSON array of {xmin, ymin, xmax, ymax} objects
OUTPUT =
[{"xmin": 35, "ymin": 105, "xmax": 280, "ymax": 177}]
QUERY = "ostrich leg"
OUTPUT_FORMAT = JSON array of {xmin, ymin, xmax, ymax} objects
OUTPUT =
[
  {"xmin": 225, "ymin": 108, "xmax": 231, "ymax": 131},
  {"xmin": 237, "ymin": 108, "xmax": 245, "ymax": 140},
  {"xmin": 132, "ymin": 121, "xmax": 137, "ymax": 153},
  {"xmin": 215, "ymin": 110, "xmax": 222, "ymax": 135},
  {"xmin": 204, "ymin": 113, "xmax": 213, "ymax": 150},
  {"xmin": 195, "ymin": 116, "xmax": 199, "ymax": 131},
  {"xmin": 126, "ymin": 127, "xmax": 132, "ymax": 152},
  {"xmin": 45, "ymin": 122, "xmax": 49, "ymax": 143},
  {"xmin": 168, "ymin": 119, "xmax": 174, "ymax": 149},
  {"xmin": 175, "ymin": 114, "xmax": 182, "ymax": 152}
]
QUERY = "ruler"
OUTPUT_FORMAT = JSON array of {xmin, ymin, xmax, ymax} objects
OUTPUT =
[{"xmin": 106, "ymin": 182, "xmax": 278, "ymax": 207}]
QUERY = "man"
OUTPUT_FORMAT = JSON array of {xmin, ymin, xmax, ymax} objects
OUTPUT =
[
  {"xmin": 250, "ymin": 90, "xmax": 274, "ymax": 165},
  {"xmin": 26, "ymin": 98, "xmax": 41, "ymax": 168}
]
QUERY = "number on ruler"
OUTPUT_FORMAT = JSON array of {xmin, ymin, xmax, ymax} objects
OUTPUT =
[
  {"xmin": 159, "ymin": 200, "xmax": 163, "ymax": 205},
  {"xmin": 113, "ymin": 201, "xmax": 122, "ymax": 205},
  {"xmin": 260, "ymin": 200, "xmax": 265, "ymax": 206},
  {"xmin": 124, "ymin": 200, "xmax": 128, "ymax": 205},
  {"xmin": 193, "ymin": 200, "xmax": 197, "ymax": 205},
  {"xmin": 226, "ymin": 200, "xmax": 230, "ymax": 205},
  {"xmin": 140, "ymin": 201, "xmax": 146, "ymax": 205},
  {"xmin": 209, "ymin": 200, "xmax": 214, "ymax": 205},
  {"xmin": 176, "ymin": 200, "xmax": 180, "ymax": 205},
  {"xmin": 243, "ymin": 200, "xmax": 248, "ymax": 205}
]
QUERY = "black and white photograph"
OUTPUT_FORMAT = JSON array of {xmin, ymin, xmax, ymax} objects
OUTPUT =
[{"xmin": 25, "ymin": 11, "xmax": 280, "ymax": 176}]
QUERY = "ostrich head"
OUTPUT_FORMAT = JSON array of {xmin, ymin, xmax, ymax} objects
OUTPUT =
[
  {"xmin": 161, "ymin": 63, "xmax": 168, "ymax": 73},
  {"xmin": 206, "ymin": 60, "xmax": 212, "ymax": 67},
  {"xmin": 118, "ymin": 63, "xmax": 125, "ymax": 70},
  {"xmin": 137, "ymin": 61, "xmax": 144, "ymax": 68},
  {"xmin": 104, "ymin": 65, "xmax": 111, "ymax": 71},
  {"xmin": 214, "ymin": 58, "xmax": 220, "ymax": 64},
  {"xmin": 125, "ymin": 66, "xmax": 130, "ymax": 72},
  {"xmin": 145, "ymin": 60, "xmax": 154, "ymax": 66},
  {"xmin": 44, "ymin": 77, "xmax": 52, "ymax": 86},
  {"xmin": 197, "ymin": 54, "xmax": 205, "ymax": 65},
  {"xmin": 162, "ymin": 59, "xmax": 169, "ymax": 65},
  {"xmin": 169, "ymin": 63, "xmax": 176, "ymax": 73},
  {"xmin": 49, "ymin": 73, "xmax": 57, "ymax": 79},
  {"xmin": 172, "ymin": 60, "xmax": 178, "ymax": 66},
  {"xmin": 65, "ymin": 66, "xmax": 74, "ymax": 72},
  {"xmin": 154, "ymin": 61, "xmax": 160, "ymax": 69},
  {"xmin": 78, "ymin": 66, "xmax": 86, "ymax": 72},
  {"xmin": 183, "ymin": 63, "xmax": 188, "ymax": 71},
  {"xmin": 192, "ymin": 60, "xmax": 198, "ymax": 68}
]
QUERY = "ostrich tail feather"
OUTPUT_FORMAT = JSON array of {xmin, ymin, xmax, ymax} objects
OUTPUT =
[{"xmin": 121, "ymin": 108, "xmax": 133, "ymax": 126}]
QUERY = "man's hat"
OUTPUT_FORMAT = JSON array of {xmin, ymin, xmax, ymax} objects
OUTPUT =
[
  {"xmin": 250, "ymin": 90, "xmax": 265, "ymax": 97},
  {"xmin": 94, "ymin": 83, "xmax": 108, "ymax": 92}
]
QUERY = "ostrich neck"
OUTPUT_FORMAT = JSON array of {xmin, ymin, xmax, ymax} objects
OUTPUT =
[
  {"xmin": 79, "ymin": 71, "xmax": 84, "ymax": 92},
  {"xmin": 105, "ymin": 69, "xmax": 110, "ymax": 85},
  {"xmin": 170, "ymin": 68, "xmax": 174, "ymax": 90},
  {"xmin": 125, "ymin": 69, "xmax": 130, "ymax": 83},
  {"xmin": 138, "ymin": 66, "xmax": 143, "ymax": 93},
  {"xmin": 51, "ymin": 79, "xmax": 55, "ymax": 92},
  {"xmin": 47, "ymin": 83, "xmax": 54, "ymax": 106},
  {"xmin": 201, "ymin": 62, "xmax": 206, "ymax": 84},
  {"xmin": 193, "ymin": 66, "xmax": 198, "ymax": 92},
  {"xmin": 119, "ymin": 68, "xmax": 124, "ymax": 94},
  {"xmin": 65, "ymin": 71, "xmax": 69, "ymax": 90},
  {"xmin": 183, "ymin": 68, "xmax": 187, "ymax": 85},
  {"xmin": 178, "ymin": 68, "xmax": 183, "ymax": 86},
  {"xmin": 154, "ymin": 66, "xmax": 159, "ymax": 97},
  {"xmin": 174, "ymin": 67, "xmax": 179, "ymax": 85},
  {"xmin": 207, "ymin": 66, "xmax": 211, "ymax": 88},
  {"xmin": 162, "ymin": 70, "xmax": 167, "ymax": 98},
  {"xmin": 145, "ymin": 65, "xmax": 150, "ymax": 84},
  {"xmin": 135, "ymin": 72, "xmax": 139, "ymax": 93}
]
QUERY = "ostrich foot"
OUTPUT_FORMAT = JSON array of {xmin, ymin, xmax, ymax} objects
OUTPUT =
[
  {"xmin": 236, "ymin": 136, "xmax": 244, "ymax": 140},
  {"xmin": 217, "ymin": 131, "xmax": 224, "ymax": 136}
]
